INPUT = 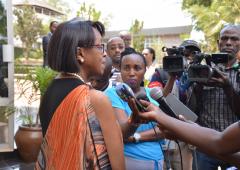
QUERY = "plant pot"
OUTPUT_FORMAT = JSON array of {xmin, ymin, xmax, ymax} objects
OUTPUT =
[{"xmin": 14, "ymin": 125, "xmax": 43, "ymax": 163}]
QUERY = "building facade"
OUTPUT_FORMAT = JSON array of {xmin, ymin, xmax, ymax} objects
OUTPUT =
[{"xmin": 104, "ymin": 25, "xmax": 192, "ymax": 48}]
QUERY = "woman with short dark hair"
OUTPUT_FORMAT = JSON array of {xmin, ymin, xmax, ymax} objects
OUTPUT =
[
  {"xmin": 105, "ymin": 50, "xmax": 165, "ymax": 170},
  {"xmin": 36, "ymin": 18, "xmax": 125, "ymax": 170}
]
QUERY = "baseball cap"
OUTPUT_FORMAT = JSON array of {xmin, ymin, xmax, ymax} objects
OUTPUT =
[{"xmin": 180, "ymin": 40, "xmax": 201, "ymax": 52}]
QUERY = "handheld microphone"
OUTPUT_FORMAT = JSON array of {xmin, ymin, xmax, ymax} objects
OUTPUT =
[
  {"xmin": 115, "ymin": 83, "xmax": 147, "ymax": 112},
  {"xmin": 150, "ymin": 87, "xmax": 178, "ymax": 119},
  {"xmin": 136, "ymin": 93, "xmax": 150, "ymax": 102},
  {"xmin": 150, "ymin": 87, "xmax": 198, "ymax": 122}
]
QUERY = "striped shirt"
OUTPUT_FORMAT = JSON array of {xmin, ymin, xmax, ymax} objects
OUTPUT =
[
  {"xmin": 197, "ymin": 66, "xmax": 240, "ymax": 131},
  {"xmin": 109, "ymin": 67, "xmax": 122, "ymax": 87}
]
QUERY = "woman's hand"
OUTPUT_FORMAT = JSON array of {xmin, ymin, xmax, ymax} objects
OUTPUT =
[{"xmin": 127, "ymin": 98, "xmax": 148, "ymax": 124}]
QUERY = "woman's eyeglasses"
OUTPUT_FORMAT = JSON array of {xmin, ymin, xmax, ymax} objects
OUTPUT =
[
  {"xmin": 78, "ymin": 44, "xmax": 105, "ymax": 53},
  {"xmin": 91, "ymin": 44, "xmax": 105, "ymax": 53}
]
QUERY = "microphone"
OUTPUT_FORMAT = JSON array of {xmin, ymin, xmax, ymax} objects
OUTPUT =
[
  {"xmin": 115, "ymin": 83, "xmax": 147, "ymax": 112},
  {"xmin": 136, "ymin": 93, "xmax": 150, "ymax": 102},
  {"xmin": 150, "ymin": 87, "xmax": 178, "ymax": 119},
  {"xmin": 150, "ymin": 87, "xmax": 198, "ymax": 122}
]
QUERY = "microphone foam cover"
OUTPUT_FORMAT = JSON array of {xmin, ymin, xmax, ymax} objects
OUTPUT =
[{"xmin": 150, "ymin": 87, "xmax": 163, "ymax": 100}]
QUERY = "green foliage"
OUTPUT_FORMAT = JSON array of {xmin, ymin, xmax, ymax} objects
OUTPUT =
[
  {"xmin": 13, "ymin": 6, "xmax": 44, "ymax": 60},
  {"xmin": 129, "ymin": 19, "xmax": 145, "ymax": 52},
  {"xmin": 76, "ymin": 2, "xmax": 112, "ymax": 29},
  {"xmin": 150, "ymin": 40, "xmax": 165, "ymax": 66},
  {"xmin": 182, "ymin": 0, "xmax": 213, "ymax": 9},
  {"xmin": 29, "ymin": 49, "xmax": 43, "ymax": 59},
  {"xmin": 35, "ymin": 67, "xmax": 57, "ymax": 96},
  {"xmin": 42, "ymin": 24, "xmax": 50, "ymax": 36},
  {"xmin": 17, "ymin": 67, "xmax": 57, "ymax": 126},
  {"xmin": 16, "ymin": 107, "xmax": 34, "ymax": 126},
  {"xmin": 182, "ymin": 0, "xmax": 240, "ymax": 52},
  {"xmin": 0, "ymin": 106, "xmax": 15, "ymax": 122},
  {"xmin": 77, "ymin": 2, "xmax": 101, "ymax": 21},
  {"xmin": 26, "ymin": 67, "xmax": 57, "ymax": 96},
  {"xmin": 0, "ymin": 0, "xmax": 7, "ymax": 38}
]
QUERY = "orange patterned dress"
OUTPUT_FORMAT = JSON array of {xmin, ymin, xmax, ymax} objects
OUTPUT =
[{"xmin": 35, "ymin": 85, "xmax": 111, "ymax": 170}]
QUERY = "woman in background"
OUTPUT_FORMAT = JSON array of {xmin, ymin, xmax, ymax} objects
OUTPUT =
[
  {"xmin": 142, "ymin": 47, "xmax": 157, "ymax": 86},
  {"xmin": 105, "ymin": 50, "xmax": 165, "ymax": 170}
]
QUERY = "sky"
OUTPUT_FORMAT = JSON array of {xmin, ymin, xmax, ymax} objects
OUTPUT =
[
  {"xmin": 67, "ymin": 0, "xmax": 204, "ymax": 40},
  {"xmin": 68, "ymin": 0, "xmax": 192, "ymax": 30}
]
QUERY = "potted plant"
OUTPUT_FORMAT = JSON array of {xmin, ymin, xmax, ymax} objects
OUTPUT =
[{"xmin": 14, "ymin": 66, "xmax": 57, "ymax": 162}]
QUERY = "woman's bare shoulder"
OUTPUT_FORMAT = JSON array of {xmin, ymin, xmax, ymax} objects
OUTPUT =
[{"xmin": 89, "ymin": 89, "xmax": 109, "ymax": 105}]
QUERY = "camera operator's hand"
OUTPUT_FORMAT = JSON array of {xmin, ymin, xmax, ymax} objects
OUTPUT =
[
  {"xmin": 204, "ymin": 68, "xmax": 231, "ymax": 88},
  {"xmin": 168, "ymin": 71, "xmax": 182, "ymax": 79}
]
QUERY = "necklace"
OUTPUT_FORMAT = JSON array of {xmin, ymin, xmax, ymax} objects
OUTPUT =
[{"xmin": 64, "ymin": 72, "xmax": 85, "ymax": 83}]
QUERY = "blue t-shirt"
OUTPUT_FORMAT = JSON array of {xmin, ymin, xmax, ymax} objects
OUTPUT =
[{"xmin": 105, "ymin": 87, "xmax": 164, "ymax": 161}]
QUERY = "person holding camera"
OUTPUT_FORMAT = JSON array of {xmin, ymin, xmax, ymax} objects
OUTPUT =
[
  {"xmin": 189, "ymin": 24, "xmax": 240, "ymax": 170},
  {"xmin": 148, "ymin": 40, "xmax": 201, "ymax": 170}
]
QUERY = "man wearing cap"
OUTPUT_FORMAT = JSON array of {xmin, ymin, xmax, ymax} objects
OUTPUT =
[{"xmin": 181, "ymin": 40, "xmax": 201, "ymax": 62}]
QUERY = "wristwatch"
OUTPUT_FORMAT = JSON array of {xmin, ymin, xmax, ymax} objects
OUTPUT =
[{"xmin": 133, "ymin": 133, "xmax": 141, "ymax": 143}]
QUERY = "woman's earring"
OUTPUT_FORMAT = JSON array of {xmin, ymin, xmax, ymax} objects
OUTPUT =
[{"xmin": 80, "ymin": 58, "xmax": 84, "ymax": 63}]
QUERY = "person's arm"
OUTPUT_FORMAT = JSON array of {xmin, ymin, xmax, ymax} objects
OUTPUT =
[
  {"xmin": 139, "ymin": 100, "xmax": 240, "ymax": 154},
  {"xmin": 127, "ymin": 126, "xmax": 165, "ymax": 143},
  {"xmin": 114, "ymin": 105, "xmax": 164, "ymax": 142},
  {"xmin": 113, "ymin": 107, "xmax": 140, "ymax": 140},
  {"xmin": 156, "ymin": 114, "xmax": 240, "ymax": 155},
  {"xmin": 137, "ymin": 100, "xmax": 240, "ymax": 166},
  {"xmin": 162, "ymin": 74, "xmax": 176, "ymax": 97},
  {"xmin": 90, "ymin": 89, "xmax": 125, "ymax": 170}
]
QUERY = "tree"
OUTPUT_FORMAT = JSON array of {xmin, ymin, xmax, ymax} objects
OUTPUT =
[
  {"xmin": 182, "ymin": 0, "xmax": 213, "ymax": 9},
  {"xmin": 14, "ymin": 6, "xmax": 44, "ymax": 61},
  {"xmin": 0, "ymin": 0, "xmax": 7, "ymax": 44},
  {"xmin": 76, "ymin": 2, "xmax": 112, "ymax": 29},
  {"xmin": 45, "ymin": 0, "xmax": 69, "ymax": 21},
  {"xmin": 129, "ymin": 19, "xmax": 145, "ymax": 52},
  {"xmin": 182, "ymin": 0, "xmax": 240, "ymax": 52},
  {"xmin": 150, "ymin": 39, "xmax": 165, "ymax": 66}
]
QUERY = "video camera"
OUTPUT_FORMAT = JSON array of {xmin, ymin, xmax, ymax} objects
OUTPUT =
[
  {"xmin": 188, "ymin": 52, "xmax": 231, "ymax": 83},
  {"xmin": 162, "ymin": 45, "xmax": 232, "ymax": 83},
  {"xmin": 162, "ymin": 46, "xmax": 186, "ymax": 73}
]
